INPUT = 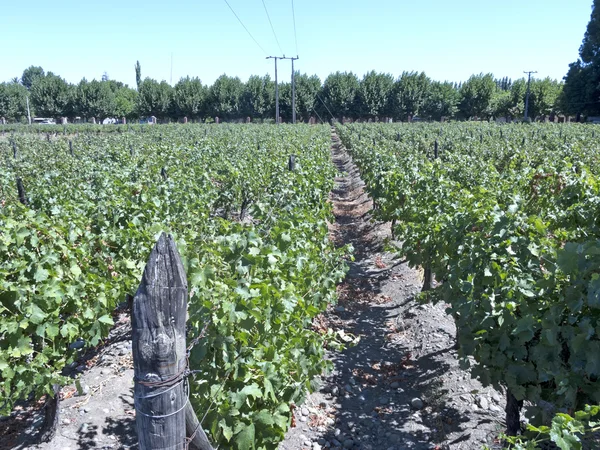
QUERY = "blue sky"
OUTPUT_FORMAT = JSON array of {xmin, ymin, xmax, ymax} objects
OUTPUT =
[{"xmin": 0, "ymin": 0, "xmax": 593, "ymax": 87}]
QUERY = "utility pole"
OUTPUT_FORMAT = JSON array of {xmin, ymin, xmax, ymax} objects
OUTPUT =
[
  {"xmin": 266, "ymin": 56, "xmax": 280, "ymax": 124},
  {"xmin": 26, "ymin": 96, "xmax": 31, "ymax": 125},
  {"xmin": 267, "ymin": 55, "xmax": 299, "ymax": 125},
  {"xmin": 524, "ymin": 70, "xmax": 537, "ymax": 121},
  {"xmin": 288, "ymin": 56, "xmax": 299, "ymax": 124}
]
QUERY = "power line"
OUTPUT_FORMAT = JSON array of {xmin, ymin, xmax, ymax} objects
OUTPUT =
[
  {"xmin": 291, "ymin": 0, "xmax": 299, "ymax": 56},
  {"xmin": 261, "ymin": 0, "xmax": 284, "ymax": 55},
  {"xmin": 222, "ymin": 0, "xmax": 267, "ymax": 55},
  {"xmin": 316, "ymin": 93, "xmax": 336, "ymax": 121}
]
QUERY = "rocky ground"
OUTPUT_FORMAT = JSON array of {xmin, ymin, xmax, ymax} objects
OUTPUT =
[{"xmin": 0, "ymin": 130, "xmax": 508, "ymax": 450}]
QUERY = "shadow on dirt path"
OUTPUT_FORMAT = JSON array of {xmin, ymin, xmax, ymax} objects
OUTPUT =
[{"xmin": 280, "ymin": 129, "xmax": 505, "ymax": 450}]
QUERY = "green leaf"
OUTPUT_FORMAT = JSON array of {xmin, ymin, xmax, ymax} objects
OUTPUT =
[
  {"xmin": 241, "ymin": 383, "xmax": 263, "ymax": 399},
  {"xmin": 98, "ymin": 315, "xmax": 114, "ymax": 325},
  {"xmin": 70, "ymin": 264, "xmax": 82, "ymax": 277},
  {"xmin": 219, "ymin": 419, "xmax": 233, "ymax": 442},
  {"xmin": 233, "ymin": 423, "xmax": 255, "ymax": 450},
  {"xmin": 29, "ymin": 304, "xmax": 47, "ymax": 325},
  {"xmin": 587, "ymin": 275, "xmax": 600, "ymax": 308},
  {"xmin": 34, "ymin": 267, "xmax": 49, "ymax": 282},
  {"xmin": 254, "ymin": 409, "xmax": 275, "ymax": 426}
]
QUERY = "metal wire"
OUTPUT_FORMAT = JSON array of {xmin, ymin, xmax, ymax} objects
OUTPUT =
[
  {"xmin": 222, "ymin": 0, "xmax": 268, "ymax": 55},
  {"xmin": 291, "ymin": 0, "xmax": 299, "ymax": 56},
  {"xmin": 261, "ymin": 0, "xmax": 284, "ymax": 54}
]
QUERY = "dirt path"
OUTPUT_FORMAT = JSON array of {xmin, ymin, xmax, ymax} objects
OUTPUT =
[{"xmin": 280, "ymin": 130, "xmax": 506, "ymax": 450}]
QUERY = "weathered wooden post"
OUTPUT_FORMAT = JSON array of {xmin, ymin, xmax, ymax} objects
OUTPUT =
[
  {"xmin": 288, "ymin": 155, "xmax": 295, "ymax": 171},
  {"xmin": 69, "ymin": 140, "xmax": 73, "ymax": 156},
  {"xmin": 16, "ymin": 177, "xmax": 27, "ymax": 206},
  {"xmin": 132, "ymin": 234, "xmax": 214, "ymax": 450},
  {"xmin": 132, "ymin": 233, "xmax": 188, "ymax": 449},
  {"xmin": 423, "ymin": 142, "xmax": 438, "ymax": 292}
]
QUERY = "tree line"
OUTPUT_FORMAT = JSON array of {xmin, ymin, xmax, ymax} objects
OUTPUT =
[{"xmin": 0, "ymin": 63, "xmax": 565, "ymax": 124}]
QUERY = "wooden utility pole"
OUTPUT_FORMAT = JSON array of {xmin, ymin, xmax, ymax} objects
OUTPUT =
[
  {"xmin": 132, "ymin": 233, "xmax": 214, "ymax": 450},
  {"xmin": 288, "ymin": 56, "xmax": 299, "ymax": 124},
  {"xmin": 267, "ymin": 56, "xmax": 280, "ymax": 124},
  {"xmin": 267, "ymin": 55, "xmax": 299, "ymax": 124},
  {"xmin": 26, "ymin": 96, "xmax": 32, "ymax": 125},
  {"xmin": 523, "ymin": 70, "xmax": 537, "ymax": 121}
]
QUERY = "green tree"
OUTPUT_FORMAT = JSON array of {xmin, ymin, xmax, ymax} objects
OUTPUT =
[
  {"xmin": 208, "ymin": 75, "xmax": 244, "ymax": 120},
  {"xmin": 0, "ymin": 82, "xmax": 29, "ymax": 122},
  {"xmin": 114, "ymin": 86, "xmax": 138, "ymax": 120},
  {"xmin": 294, "ymin": 73, "xmax": 321, "ymax": 122},
  {"xmin": 528, "ymin": 77, "xmax": 563, "ymax": 118},
  {"xmin": 30, "ymin": 72, "xmax": 73, "ymax": 119},
  {"xmin": 172, "ymin": 76, "xmax": 206, "ymax": 120},
  {"xmin": 356, "ymin": 71, "xmax": 394, "ymax": 119},
  {"xmin": 320, "ymin": 71, "xmax": 360, "ymax": 122},
  {"xmin": 559, "ymin": 61, "xmax": 592, "ymax": 116},
  {"xmin": 241, "ymin": 74, "xmax": 274, "ymax": 120},
  {"xmin": 74, "ymin": 79, "xmax": 116, "ymax": 121},
  {"xmin": 21, "ymin": 66, "xmax": 45, "ymax": 90},
  {"xmin": 389, "ymin": 71, "xmax": 431, "ymax": 121},
  {"xmin": 421, "ymin": 81, "xmax": 459, "ymax": 121},
  {"xmin": 458, "ymin": 73, "xmax": 497, "ymax": 119},
  {"xmin": 137, "ymin": 78, "xmax": 172, "ymax": 121},
  {"xmin": 135, "ymin": 61, "xmax": 142, "ymax": 91},
  {"xmin": 562, "ymin": 0, "xmax": 600, "ymax": 117}
]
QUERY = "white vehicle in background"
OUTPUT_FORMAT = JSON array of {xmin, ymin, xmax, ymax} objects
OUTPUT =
[{"xmin": 33, "ymin": 118, "xmax": 56, "ymax": 125}]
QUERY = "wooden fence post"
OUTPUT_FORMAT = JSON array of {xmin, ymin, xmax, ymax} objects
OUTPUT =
[{"xmin": 132, "ymin": 233, "xmax": 214, "ymax": 450}]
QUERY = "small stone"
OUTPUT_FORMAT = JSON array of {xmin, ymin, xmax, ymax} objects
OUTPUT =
[
  {"xmin": 390, "ymin": 382, "xmax": 400, "ymax": 389},
  {"xmin": 79, "ymin": 423, "xmax": 89, "ymax": 433},
  {"xmin": 349, "ymin": 377, "xmax": 357, "ymax": 386},
  {"xmin": 331, "ymin": 439, "xmax": 341, "ymax": 447},
  {"xmin": 343, "ymin": 438, "xmax": 354, "ymax": 449},
  {"xmin": 477, "ymin": 396, "xmax": 489, "ymax": 410},
  {"xmin": 410, "ymin": 398, "xmax": 424, "ymax": 410},
  {"xmin": 358, "ymin": 395, "xmax": 366, "ymax": 403},
  {"xmin": 344, "ymin": 384, "xmax": 353, "ymax": 393},
  {"xmin": 76, "ymin": 365, "xmax": 86, "ymax": 373},
  {"xmin": 69, "ymin": 339, "xmax": 85, "ymax": 350},
  {"xmin": 103, "ymin": 408, "xmax": 110, "ymax": 414},
  {"xmin": 62, "ymin": 418, "xmax": 71, "ymax": 425},
  {"xmin": 101, "ymin": 369, "xmax": 111, "ymax": 375},
  {"xmin": 379, "ymin": 397, "xmax": 389, "ymax": 405},
  {"xmin": 300, "ymin": 416, "xmax": 307, "ymax": 422},
  {"xmin": 335, "ymin": 306, "xmax": 345, "ymax": 312},
  {"xmin": 318, "ymin": 437, "xmax": 327, "ymax": 445},
  {"xmin": 491, "ymin": 392, "xmax": 501, "ymax": 403},
  {"xmin": 301, "ymin": 407, "xmax": 310, "ymax": 416},
  {"xmin": 334, "ymin": 428, "xmax": 341, "ymax": 437},
  {"xmin": 331, "ymin": 386, "xmax": 339, "ymax": 396},
  {"xmin": 319, "ymin": 401, "xmax": 327, "ymax": 408},
  {"xmin": 304, "ymin": 440, "xmax": 312, "ymax": 447},
  {"xmin": 80, "ymin": 385, "xmax": 90, "ymax": 396},
  {"xmin": 313, "ymin": 443, "xmax": 322, "ymax": 450}
]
